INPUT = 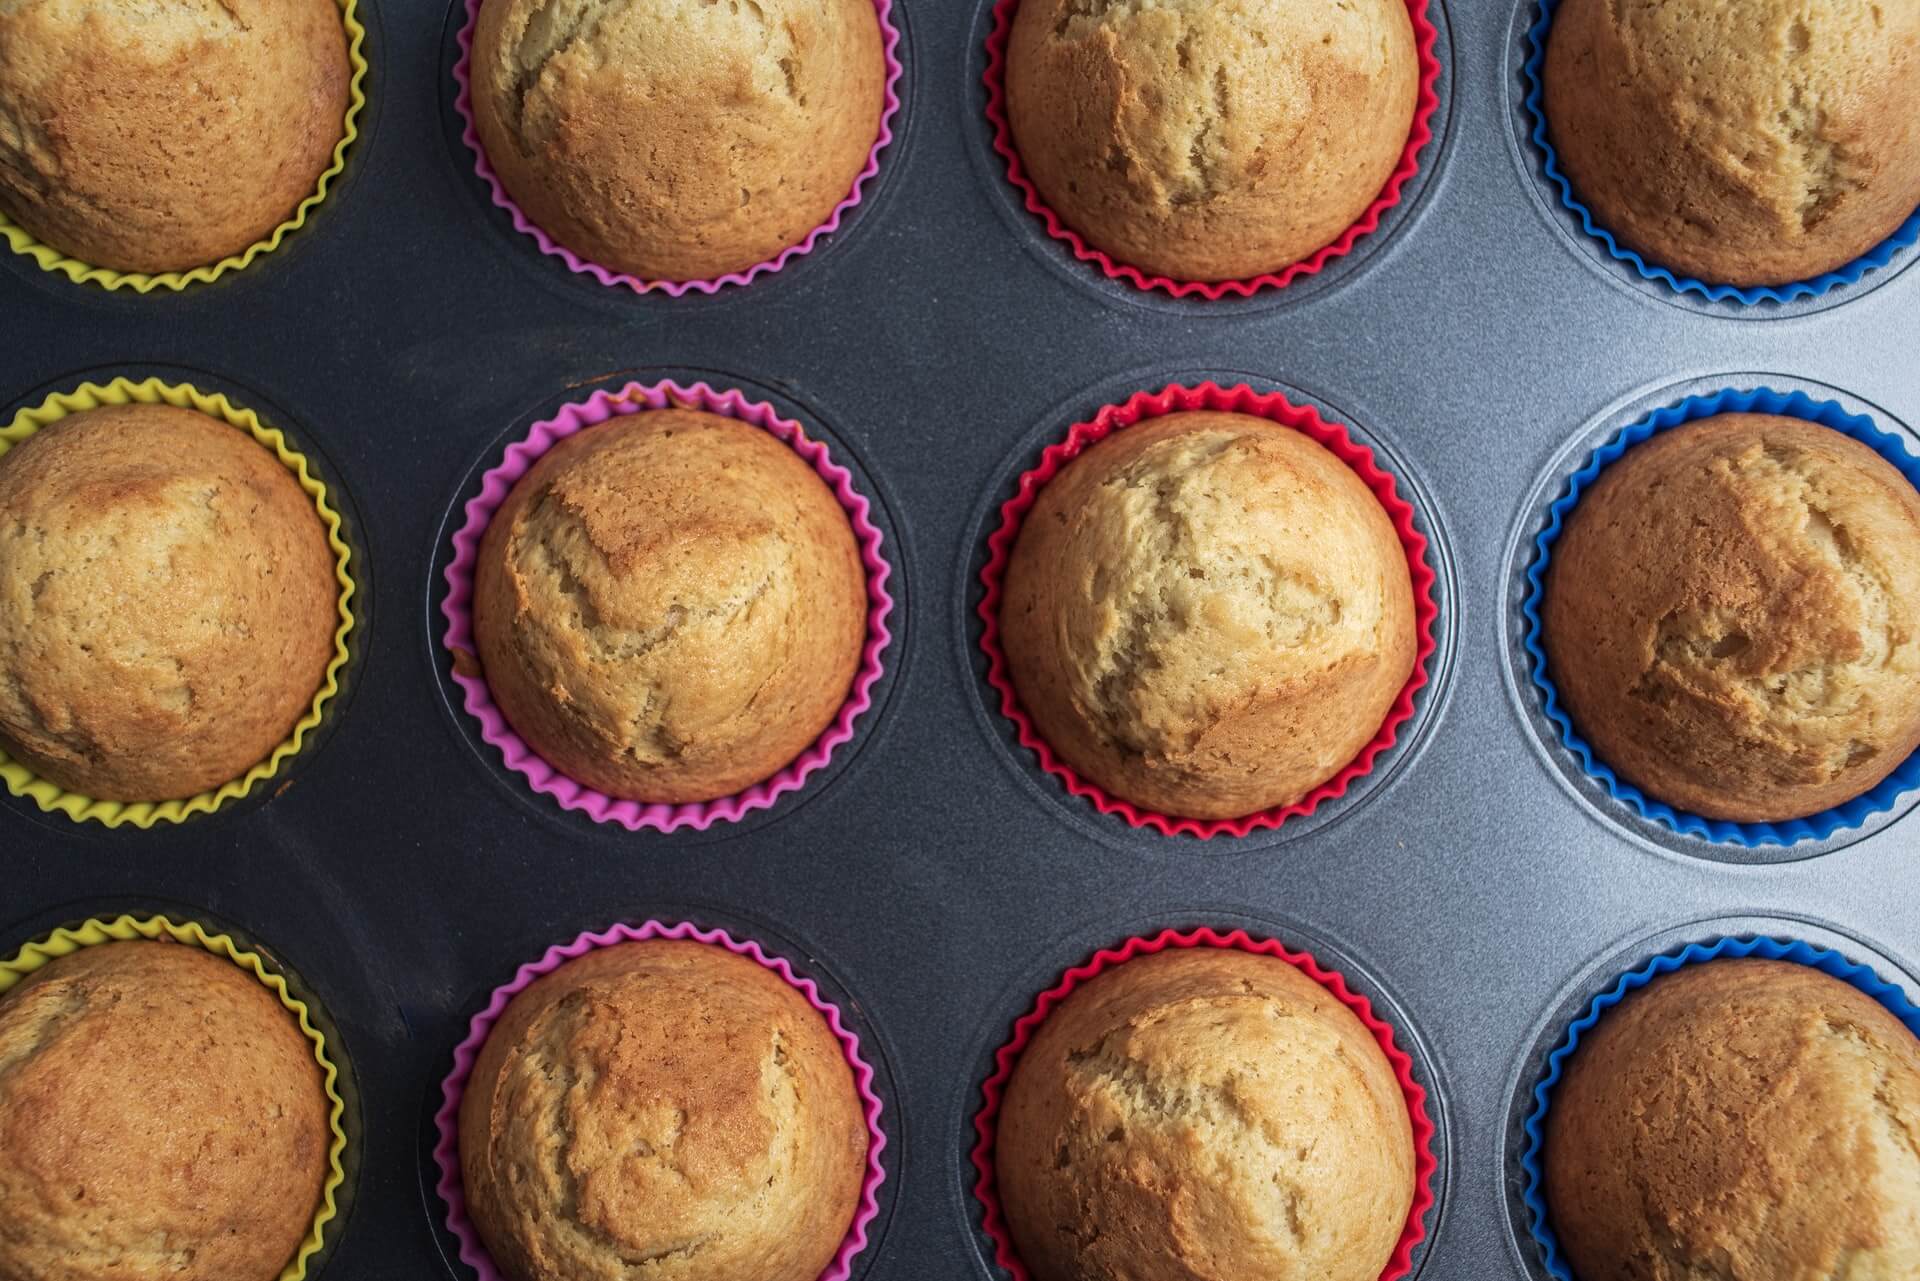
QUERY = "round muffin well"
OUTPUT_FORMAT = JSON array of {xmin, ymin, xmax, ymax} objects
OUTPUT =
[
  {"xmin": 1541, "ymin": 412, "xmax": 1920, "ymax": 825},
  {"xmin": 0, "ymin": 940, "xmax": 331, "ymax": 1281},
  {"xmin": 469, "ymin": 0, "xmax": 885, "ymax": 282},
  {"xmin": 457, "ymin": 939, "xmax": 870, "ymax": 1281},
  {"xmin": 1543, "ymin": 958, "xmax": 1920, "ymax": 1281},
  {"xmin": 0, "ymin": 403, "xmax": 341, "ymax": 803},
  {"xmin": 0, "ymin": 0, "xmax": 351, "ymax": 275},
  {"xmin": 994, "ymin": 946, "xmax": 1417, "ymax": 1281}
]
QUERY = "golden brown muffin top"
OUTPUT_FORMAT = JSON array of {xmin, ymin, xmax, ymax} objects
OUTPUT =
[
  {"xmin": 0, "ymin": 940, "xmax": 330, "ymax": 1281},
  {"xmin": 470, "ymin": 0, "xmax": 884, "ymax": 281},
  {"xmin": 471, "ymin": 409, "xmax": 867, "ymax": 804},
  {"xmin": 996, "ymin": 947, "xmax": 1416, "ymax": 1281},
  {"xmin": 0, "ymin": 0, "xmax": 350, "ymax": 273},
  {"xmin": 1005, "ymin": 0, "xmax": 1418, "ymax": 281},
  {"xmin": 1543, "ymin": 0, "xmax": 1920, "ymax": 286},
  {"xmin": 1542, "ymin": 413, "xmax": 1920, "ymax": 824},
  {"xmin": 1000, "ymin": 412, "xmax": 1416, "ymax": 820},
  {"xmin": 458, "ymin": 940, "xmax": 869, "ymax": 1281},
  {"xmin": 0, "ymin": 404, "xmax": 340, "ymax": 802},
  {"xmin": 1544, "ymin": 958, "xmax": 1920, "ymax": 1281}
]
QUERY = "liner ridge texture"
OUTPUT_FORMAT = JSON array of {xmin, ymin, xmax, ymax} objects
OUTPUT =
[
  {"xmin": 983, "ymin": 0, "xmax": 1441, "ymax": 299},
  {"xmin": 431, "ymin": 918, "xmax": 888, "ymax": 1281},
  {"xmin": 441, "ymin": 378, "xmax": 894, "ymax": 832},
  {"xmin": 978, "ymin": 381, "xmax": 1439, "ymax": 839},
  {"xmin": 452, "ymin": 0, "xmax": 904, "ymax": 295},
  {"xmin": 970, "ymin": 925, "xmax": 1438, "ymax": 1281},
  {"xmin": 1521, "ymin": 385, "xmax": 1920, "ymax": 846},
  {"xmin": 1517, "ymin": 934, "xmax": 1920, "ymax": 1281}
]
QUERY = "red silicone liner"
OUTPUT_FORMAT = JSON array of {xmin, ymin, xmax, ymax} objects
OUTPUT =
[
  {"xmin": 970, "ymin": 926, "xmax": 1438, "ymax": 1281},
  {"xmin": 983, "ymin": 0, "xmax": 1440, "ymax": 299},
  {"xmin": 432, "ymin": 919, "xmax": 888, "ymax": 1281},
  {"xmin": 978, "ymin": 381, "xmax": 1439, "ymax": 839},
  {"xmin": 453, "ymin": 0, "xmax": 902, "ymax": 296},
  {"xmin": 440, "ymin": 379, "xmax": 894, "ymax": 832}
]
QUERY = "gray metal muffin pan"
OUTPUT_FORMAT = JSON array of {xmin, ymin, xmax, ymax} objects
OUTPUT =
[{"xmin": 2, "ymin": 0, "xmax": 1917, "ymax": 1278}]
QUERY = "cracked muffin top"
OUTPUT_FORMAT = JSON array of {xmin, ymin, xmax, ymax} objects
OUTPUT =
[
  {"xmin": 0, "ymin": 941, "xmax": 331, "ymax": 1281},
  {"xmin": 471, "ymin": 409, "xmax": 867, "ymax": 804},
  {"xmin": 995, "ymin": 946, "xmax": 1416, "ymax": 1281},
  {"xmin": 1543, "ymin": 0, "xmax": 1920, "ymax": 287},
  {"xmin": 1003, "ymin": 0, "xmax": 1419, "ymax": 282},
  {"xmin": 470, "ymin": 0, "xmax": 885, "ymax": 282},
  {"xmin": 0, "ymin": 404, "xmax": 339, "ymax": 803},
  {"xmin": 1544, "ymin": 958, "xmax": 1920, "ymax": 1281},
  {"xmin": 1541, "ymin": 413, "xmax": 1920, "ymax": 824},
  {"xmin": 998, "ymin": 411, "xmax": 1416, "ymax": 821},
  {"xmin": 0, "ymin": 0, "xmax": 350, "ymax": 274},
  {"xmin": 457, "ymin": 940, "xmax": 870, "ymax": 1281}
]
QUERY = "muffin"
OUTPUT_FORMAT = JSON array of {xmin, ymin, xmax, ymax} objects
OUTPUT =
[
  {"xmin": 996, "ymin": 947, "xmax": 1416, "ymax": 1281},
  {"xmin": 470, "ymin": 0, "xmax": 885, "ymax": 282},
  {"xmin": 472, "ymin": 409, "xmax": 867, "ymax": 804},
  {"xmin": 1004, "ymin": 0, "xmax": 1419, "ymax": 282},
  {"xmin": 0, "ymin": 403, "xmax": 340, "ymax": 803},
  {"xmin": 1541, "ymin": 413, "xmax": 1920, "ymax": 824},
  {"xmin": 0, "ymin": 940, "xmax": 330, "ymax": 1281},
  {"xmin": 1543, "ymin": 958, "xmax": 1920, "ymax": 1280},
  {"xmin": 999, "ymin": 411, "xmax": 1416, "ymax": 821},
  {"xmin": 0, "ymin": 0, "xmax": 351, "ymax": 274},
  {"xmin": 1543, "ymin": 0, "xmax": 1920, "ymax": 287},
  {"xmin": 458, "ymin": 940, "xmax": 869, "ymax": 1281}
]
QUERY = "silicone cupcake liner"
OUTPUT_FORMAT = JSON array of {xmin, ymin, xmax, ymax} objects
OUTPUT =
[
  {"xmin": 983, "ymin": 0, "xmax": 1439, "ymax": 300},
  {"xmin": 452, "ymin": 0, "xmax": 902, "ymax": 296},
  {"xmin": 440, "ymin": 379, "xmax": 893, "ymax": 832},
  {"xmin": 0, "ymin": 377, "xmax": 357, "ymax": 829},
  {"xmin": 0, "ymin": 0, "xmax": 368, "ymax": 293},
  {"xmin": 1521, "ymin": 386, "xmax": 1920, "ymax": 846},
  {"xmin": 978, "ymin": 381, "xmax": 1438, "ymax": 839},
  {"xmin": 431, "ymin": 919, "xmax": 888, "ymax": 1281},
  {"xmin": 1517, "ymin": 934, "xmax": 1920, "ymax": 1280},
  {"xmin": 0, "ymin": 912, "xmax": 350, "ymax": 1281},
  {"xmin": 971, "ymin": 926, "xmax": 1438, "ymax": 1281},
  {"xmin": 1522, "ymin": 0, "xmax": 1920, "ymax": 305}
]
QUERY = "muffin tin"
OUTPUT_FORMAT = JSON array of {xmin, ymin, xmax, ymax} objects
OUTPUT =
[{"xmin": 2, "ymin": 1, "xmax": 1917, "ymax": 1279}]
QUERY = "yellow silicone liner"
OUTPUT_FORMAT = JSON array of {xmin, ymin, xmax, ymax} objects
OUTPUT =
[
  {"xmin": 0, "ymin": 0, "xmax": 368, "ymax": 293},
  {"xmin": 0, "ymin": 913, "xmax": 349, "ymax": 1281},
  {"xmin": 0, "ymin": 377, "xmax": 357, "ymax": 827}
]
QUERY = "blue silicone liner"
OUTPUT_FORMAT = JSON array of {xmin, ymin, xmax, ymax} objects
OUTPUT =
[
  {"xmin": 1518, "ymin": 935, "xmax": 1920, "ymax": 1280},
  {"xmin": 1522, "ymin": 386, "xmax": 1920, "ymax": 846},
  {"xmin": 1522, "ymin": 0, "xmax": 1920, "ymax": 305}
]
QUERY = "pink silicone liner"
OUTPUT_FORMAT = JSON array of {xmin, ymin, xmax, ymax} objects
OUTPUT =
[
  {"xmin": 983, "ymin": 0, "xmax": 1440, "ymax": 300},
  {"xmin": 453, "ymin": 0, "xmax": 903, "ymax": 295},
  {"xmin": 978, "ymin": 381, "xmax": 1439, "ymax": 839},
  {"xmin": 970, "ymin": 926, "xmax": 1438, "ymax": 1281},
  {"xmin": 440, "ymin": 379, "xmax": 894, "ymax": 832},
  {"xmin": 432, "ymin": 919, "xmax": 889, "ymax": 1281}
]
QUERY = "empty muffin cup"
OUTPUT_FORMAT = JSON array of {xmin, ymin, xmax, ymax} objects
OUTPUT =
[
  {"xmin": 440, "ymin": 379, "xmax": 893, "ymax": 832},
  {"xmin": 0, "ymin": 377, "xmax": 357, "ymax": 828},
  {"xmin": 431, "ymin": 918, "xmax": 888, "ymax": 1281},
  {"xmin": 0, "ymin": 912, "xmax": 349, "ymax": 1281}
]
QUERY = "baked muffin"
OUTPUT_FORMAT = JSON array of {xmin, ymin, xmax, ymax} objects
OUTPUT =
[
  {"xmin": 1005, "ymin": 0, "xmax": 1419, "ymax": 282},
  {"xmin": 1543, "ymin": 0, "xmax": 1920, "ymax": 287},
  {"xmin": 1543, "ymin": 958, "xmax": 1920, "ymax": 1280},
  {"xmin": 0, "ymin": 404, "xmax": 340, "ymax": 802},
  {"xmin": 0, "ymin": 0, "xmax": 350, "ymax": 274},
  {"xmin": 0, "ymin": 941, "xmax": 330, "ymax": 1281},
  {"xmin": 999, "ymin": 411, "xmax": 1416, "ymax": 820},
  {"xmin": 459, "ymin": 940, "xmax": 869, "ymax": 1281},
  {"xmin": 996, "ymin": 947, "xmax": 1416, "ymax": 1281},
  {"xmin": 470, "ymin": 0, "xmax": 885, "ymax": 282},
  {"xmin": 1541, "ymin": 413, "xmax": 1920, "ymax": 824},
  {"xmin": 473, "ymin": 409, "xmax": 867, "ymax": 804}
]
